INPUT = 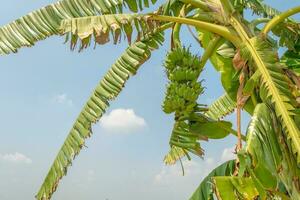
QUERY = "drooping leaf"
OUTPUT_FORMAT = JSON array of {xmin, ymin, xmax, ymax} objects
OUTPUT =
[
  {"xmin": 168, "ymin": 121, "xmax": 205, "ymax": 158},
  {"xmin": 0, "ymin": 0, "xmax": 158, "ymax": 55},
  {"xmin": 245, "ymin": 103, "xmax": 300, "ymax": 198},
  {"xmin": 60, "ymin": 14, "xmax": 160, "ymax": 49},
  {"xmin": 165, "ymin": 112, "xmax": 235, "ymax": 164},
  {"xmin": 239, "ymin": 36, "xmax": 300, "ymax": 164},
  {"xmin": 189, "ymin": 160, "xmax": 235, "ymax": 200},
  {"xmin": 246, "ymin": 103, "xmax": 282, "ymax": 190},
  {"xmin": 36, "ymin": 31, "xmax": 165, "ymax": 200}
]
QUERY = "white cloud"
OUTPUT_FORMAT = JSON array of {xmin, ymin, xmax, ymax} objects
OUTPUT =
[
  {"xmin": 99, "ymin": 109, "xmax": 146, "ymax": 133},
  {"xmin": 221, "ymin": 146, "xmax": 236, "ymax": 162},
  {"xmin": 52, "ymin": 93, "xmax": 73, "ymax": 107},
  {"xmin": 0, "ymin": 152, "xmax": 32, "ymax": 164}
]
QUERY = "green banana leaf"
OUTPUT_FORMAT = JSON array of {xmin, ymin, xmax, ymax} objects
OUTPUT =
[
  {"xmin": 196, "ymin": 30, "xmax": 254, "ymax": 114},
  {"xmin": 189, "ymin": 160, "xmax": 235, "ymax": 200},
  {"xmin": 213, "ymin": 177, "xmax": 259, "ymax": 200},
  {"xmin": 190, "ymin": 121, "xmax": 232, "ymax": 139}
]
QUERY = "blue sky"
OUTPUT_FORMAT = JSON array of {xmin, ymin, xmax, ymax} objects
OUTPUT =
[{"xmin": 0, "ymin": 1, "xmax": 299, "ymax": 200}]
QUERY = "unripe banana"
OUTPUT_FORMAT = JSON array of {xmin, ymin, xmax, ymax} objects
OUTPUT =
[{"xmin": 162, "ymin": 46, "xmax": 211, "ymax": 156}]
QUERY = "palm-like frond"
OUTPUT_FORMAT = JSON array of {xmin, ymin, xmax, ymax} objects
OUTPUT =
[
  {"xmin": 206, "ymin": 93, "xmax": 236, "ymax": 120},
  {"xmin": 239, "ymin": 36, "xmax": 300, "ymax": 164},
  {"xmin": 189, "ymin": 160, "xmax": 235, "ymax": 200},
  {"xmin": 60, "ymin": 14, "xmax": 160, "ymax": 50},
  {"xmin": 0, "ymin": 0, "xmax": 158, "ymax": 55},
  {"xmin": 36, "ymin": 31, "xmax": 164, "ymax": 200}
]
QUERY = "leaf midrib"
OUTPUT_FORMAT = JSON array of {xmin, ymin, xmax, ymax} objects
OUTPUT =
[{"xmin": 231, "ymin": 17, "xmax": 300, "ymax": 162}]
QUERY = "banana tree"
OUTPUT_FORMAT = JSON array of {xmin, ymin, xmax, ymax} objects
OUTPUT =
[{"xmin": 1, "ymin": 0, "xmax": 300, "ymax": 199}]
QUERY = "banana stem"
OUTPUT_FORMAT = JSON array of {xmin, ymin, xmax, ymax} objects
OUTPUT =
[
  {"xmin": 151, "ymin": 15, "xmax": 240, "ymax": 46},
  {"xmin": 231, "ymin": 128, "xmax": 246, "ymax": 141},
  {"xmin": 250, "ymin": 18, "xmax": 270, "ymax": 28},
  {"xmin": 249, "ymin": 18, "xmax": 270, "ymax": 32},
  {"xmin": 172, "ymin": 5, "xmax": 190, "ymax": 48},
  {"xmin": 262, "ymin": 6, "xmax": 300, "ymax": 35},
  {"xmin": 236, "ymin": 107, "xmax": 242, "ymax": 150},
  {"xmin": 236, "ymin": 74, "xmax": 246, "ymax": 151},
  {"xmin": 198, "ymin": 36, "xmax": 222, "ymax": 70},
  {"xmin": 173, "ymin": 23, "xmax": 182, "ymax": 48},
  {"xmin": 216, "ymin": 120, "xmax": 246, "ymax": 141},
  {"xmin": 156, "ymin": 22, "xmax": 174, "ymax": 31}
]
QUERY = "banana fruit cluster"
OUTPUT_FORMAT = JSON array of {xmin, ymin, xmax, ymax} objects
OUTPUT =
[
  {"xmin": 162, "ymin": 47, "xmax": 203, "ymax": 115},
  {"xmin": 162, "ymin": 47, "xmax": 207, "ymax": 157}
]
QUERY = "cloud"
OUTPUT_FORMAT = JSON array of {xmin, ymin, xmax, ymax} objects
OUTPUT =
[
  {"xmin": 221, "ymin": 146, "xmax": 236, "ymax": 162},
  {"xmin": 52, "ymin": 93, "xmax": 73, "ymax": 107},
  {"xmin": 99, "ymin": 109, "xmax": 146, "ymax": 133},
  {"xmin": 0, "ymin": 152, "xmax": 32, "ymax": 164}
]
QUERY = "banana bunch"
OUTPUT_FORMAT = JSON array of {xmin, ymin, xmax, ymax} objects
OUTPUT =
[
  {"xmin": 163, "ymin": 47, "xmax": 234, "ymax": 163},
  {"xmin": 164, "ymin": 47, "xmax": 201, "ymax": 82},
  {"xmin": 169, "ymin": 68, "xmax": 199, "ymax": 82},
  {"xmin": 162, "ymin": 47, "xmax": 207, "ymax": 158},
  {"xmin": 162, "ymin": 47, "xmax": 204, "ymax": 115},
  {"xmin": 163, "ymin": 81, "xmax": 203, "ymax": 113}
]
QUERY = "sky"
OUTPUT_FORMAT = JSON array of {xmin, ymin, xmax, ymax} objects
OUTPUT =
[{"xmin": 0, "ymin": 1, "xmax": 299, "ymax": 200}]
